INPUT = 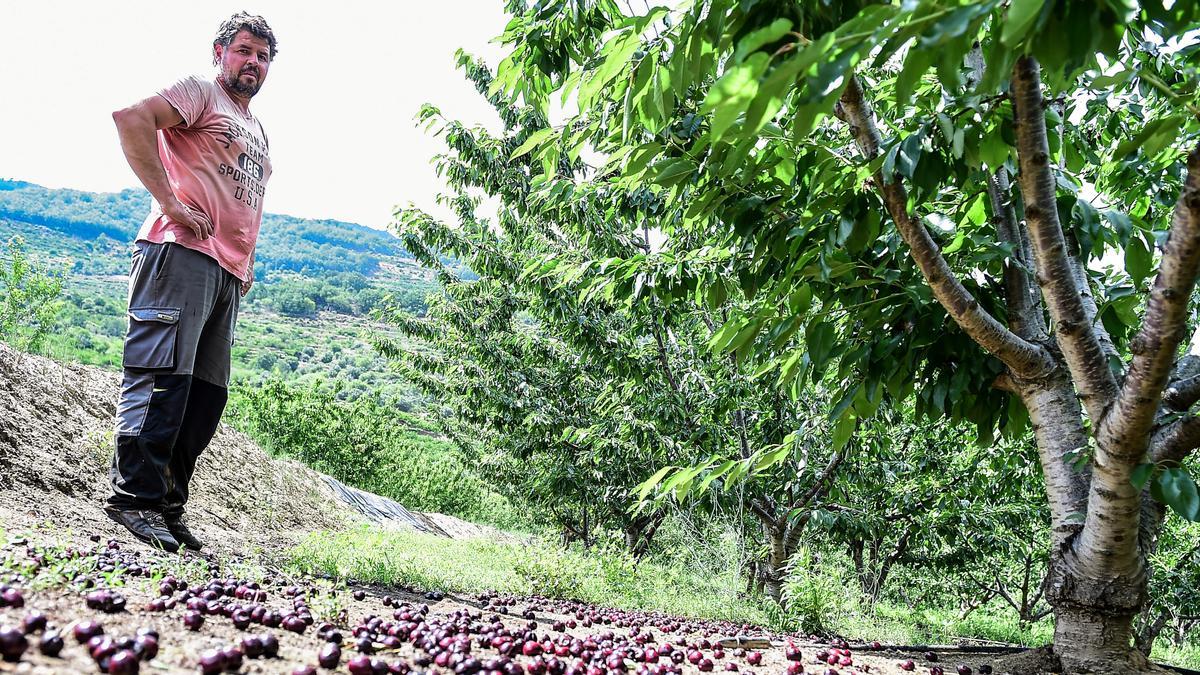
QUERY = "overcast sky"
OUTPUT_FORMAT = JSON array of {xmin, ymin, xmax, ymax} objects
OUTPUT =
[{"xmin": 0, "ymin": 1, "xmax": 511, "ymax": 230}]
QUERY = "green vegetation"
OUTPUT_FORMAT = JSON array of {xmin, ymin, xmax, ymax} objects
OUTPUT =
[
  {"xmin": 285, "ymin": 523, "xmax": 1062, "ymax": 649},
  {"xmin": 288, "ymin": 525, "xmax": 767, "ymax": 627},
  {"xmin": 227, "ymin": 378, "xmax": 523, "ymax": 529},
  {"xmin": 371, "ymin": 0, "xmax": 1200, "ymax": 668},
  {"xmin": 0, "ymin": 236, "xmax": 64, "ymax": 353}
]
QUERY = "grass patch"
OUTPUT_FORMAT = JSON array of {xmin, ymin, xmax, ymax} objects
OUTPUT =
[{"xmin": 286, "ymin": 526, "xmax": 769, "ymax": 627}]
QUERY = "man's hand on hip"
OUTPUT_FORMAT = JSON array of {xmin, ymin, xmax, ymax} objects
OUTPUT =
[
  {"xmin": 241, "ymin": 277, "xmax": 253, "ymax": 297},
  {"xmin": 163, "ymin": 199, "xmax": 214, "ymax": 240}
]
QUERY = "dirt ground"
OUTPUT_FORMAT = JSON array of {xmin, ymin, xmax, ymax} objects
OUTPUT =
[{"xmin": 0, "ymin": 344, "xmax": 1062, "ymax": 674}]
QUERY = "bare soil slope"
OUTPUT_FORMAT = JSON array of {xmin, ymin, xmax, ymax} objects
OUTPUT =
[{"xmin": 0, "ymin": 342, "xmax": 494, "ymax": 558}]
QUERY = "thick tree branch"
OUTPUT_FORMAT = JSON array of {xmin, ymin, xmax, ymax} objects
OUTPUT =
[
  {"xmin": 1011, "ymin": 55, "xmax": 1119, "ymax": 423},
  {"xmin": 1019, "ymin": 379, "xmax": 1092, "ymax": 546},
  {"xmin": 1069, "ymin": 252, "xmax": 1120, "ymax": 366},
  {"xmin": 796, "ymin": 452, "xmax": 843, "ymax": 511},
  {"xmin": 1077, "ymin": 145, "xmax": 1200, "ymax": 577},
  {"xmin": 1169, "ymin": 324, "xmax": 1200, "ymax": 387},
  {"xmin": 837, "ymin": 75, "xmax": 1056, "ymax": 379},
  {"xmin": 747, "ymin": 496, "xmax": 779, "ymax": 530},
  {"xmin": 1101, "ymin": 147, "xmax": 1200, "ymax": 451},
  {"xmin": 783, "ymin": 452, "xmax": 843, "ymax": 553},
  {"xmin": 1151, "ymin": 414, "xmax": 1200, "ymax": 466},
  {"xmin": 1164, "ymin": 372, "xmax": 1200, "ymax": 411},
  {"xmin": 988, "ymin": 168, "xmax": 1047, "ymax": 342}
]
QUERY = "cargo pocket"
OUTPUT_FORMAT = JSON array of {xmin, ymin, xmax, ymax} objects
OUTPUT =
[{"xmin": 123, "ymin": 307, "xmax": 181, "ymax": 370}]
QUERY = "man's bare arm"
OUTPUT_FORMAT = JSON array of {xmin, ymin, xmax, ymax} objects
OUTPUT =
[{"xmin": 112, "ymin": 96, "xmax": 214, "ymax": 240}]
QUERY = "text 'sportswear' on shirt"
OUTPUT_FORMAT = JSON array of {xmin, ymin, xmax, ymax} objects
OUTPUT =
[{"xmin": 136, "ymin": 75, "xmax": 272, "ymax": 282}]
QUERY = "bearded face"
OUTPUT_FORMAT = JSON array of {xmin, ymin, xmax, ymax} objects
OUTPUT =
[{"xmin": 214, "ymin": 30, "xmax": 271, "ymax": 99}]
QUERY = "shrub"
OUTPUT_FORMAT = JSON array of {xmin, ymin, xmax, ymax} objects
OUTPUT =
[
  {"xmin": 226, "ymin": 378, "xmax": 523, "ymax": 528},
  {"xmin": 0, "ymin": 236, "xmax": 65, "ymax": 353}
]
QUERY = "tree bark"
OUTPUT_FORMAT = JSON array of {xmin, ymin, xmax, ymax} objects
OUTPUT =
[
  {"xmin": 763, "ymin": 523, "xmax": 787, "ymax": 604},
  {"xmin": 1011, "ymin": 56, "xmax": 1118, "ymax": 425},
  {"xmin": 1052, "ymin": 609, "xmax": 1153, "ymax": 673},
  {"xmin": 1017, "ymin": 376, "xmax": 1090, "ymax": 549},
  {"xmin": 987, "ymin": 167, "xmax": 1046, "ymax": 342}
]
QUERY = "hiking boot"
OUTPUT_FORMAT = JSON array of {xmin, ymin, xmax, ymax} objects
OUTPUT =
[
  {"xmin": 103, "ymin": 506, "xmax": 180, "ymax": 553},
  {"xmin": 163, "ymin": 513, "xmax": 204, "ymax": 551}
]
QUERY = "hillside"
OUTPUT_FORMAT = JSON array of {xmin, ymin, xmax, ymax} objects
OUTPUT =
[
  {"xmin": 0, "ymin": 341, "xmax": 503, "ymax": 554},
  {"xmin": 0, "ymin": 180, "xmax": 438, "ymax": 405}
]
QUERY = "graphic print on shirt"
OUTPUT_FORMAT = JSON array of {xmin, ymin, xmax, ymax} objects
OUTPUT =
[{"xmin": 216, "ymin": 121, "xmax": 268, "ymax": 211}]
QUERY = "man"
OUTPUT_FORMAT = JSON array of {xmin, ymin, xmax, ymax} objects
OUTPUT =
[{"xmin": 106, "ymin": 13, "xmax": 277, "ymax": 553}]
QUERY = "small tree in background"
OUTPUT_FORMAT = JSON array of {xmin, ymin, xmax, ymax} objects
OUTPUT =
[{"xmin": 0, "ymin": 236, "xmax": 64, "ymax": 354}]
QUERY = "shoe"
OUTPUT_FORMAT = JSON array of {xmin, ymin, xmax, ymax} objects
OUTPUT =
[
  {"xmin": 103, "ymin": 506, "xmax": 180, "ymax": 553},
  {"xmin": 163, "ymin": 513, "xmax": 204, "ymax": 551}
]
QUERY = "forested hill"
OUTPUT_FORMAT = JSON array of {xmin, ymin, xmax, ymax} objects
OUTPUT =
[
  {"xmin": 0, "ymin": 179, "xmax": 410, "ymax": 278},
  {"xmin": 0, "ymin": 179, "xmax": 438, "ymax": 405}
]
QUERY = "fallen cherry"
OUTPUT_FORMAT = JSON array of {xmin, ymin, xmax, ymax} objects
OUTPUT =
[{"xmin": 39, "ymin": 630, "xmax": 64, "ymax": 657}]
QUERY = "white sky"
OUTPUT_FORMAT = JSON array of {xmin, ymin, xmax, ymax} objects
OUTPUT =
[{"xmin": 0, "ymin": 1, "xmax": 511, "ymax": 230}]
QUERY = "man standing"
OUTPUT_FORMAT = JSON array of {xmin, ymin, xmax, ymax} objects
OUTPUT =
[{"xmin": 106, "ymin": 13, "xmax": 277, "ymax": 552}]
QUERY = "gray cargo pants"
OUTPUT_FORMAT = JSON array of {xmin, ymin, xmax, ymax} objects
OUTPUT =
[{"xmin": 108, "ymin": 241, "xmax": 241, "ymax": 514}]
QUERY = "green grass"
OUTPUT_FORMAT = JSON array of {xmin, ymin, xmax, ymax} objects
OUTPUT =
[
  {"xmin": 1154, "ymin": 641, "xmax": 1200, "ymax": 670},
  {"xmin": 286, "ymin": 526, "xmax": 770, "ymax": 627}
]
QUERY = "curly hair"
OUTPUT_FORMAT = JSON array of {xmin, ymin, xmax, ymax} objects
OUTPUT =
[{"xmin": 212, "ymin": 12, "xmax": 278, "ymax": 65}]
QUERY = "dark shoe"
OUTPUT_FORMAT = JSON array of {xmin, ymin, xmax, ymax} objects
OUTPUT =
[
  {"xmin": 163, "ymin": 513, "xmax": 204, "ymax": 551},
  {"xmin": 103, "ymin": 506, "xmax": 180, "ymax": 553}
]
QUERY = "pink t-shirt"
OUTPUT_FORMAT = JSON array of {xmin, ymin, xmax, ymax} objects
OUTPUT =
[{"xmin": 136, "ymin": 75, "xmax": 272, "ymax": 282}]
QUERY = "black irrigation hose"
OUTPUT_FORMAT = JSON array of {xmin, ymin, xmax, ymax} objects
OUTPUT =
[{"xmin": 857, "ymin": 644, "xmax": 1200, "ymax": 675}]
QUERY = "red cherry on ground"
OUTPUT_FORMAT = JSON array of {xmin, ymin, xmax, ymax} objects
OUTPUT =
[{"xmin": 107, "ymin": 649, "xmax": 139, "ymax": 674}]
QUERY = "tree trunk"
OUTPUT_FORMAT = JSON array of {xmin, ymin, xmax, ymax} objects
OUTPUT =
[
  {"xmin": 621, "ymin": 511, "xmax": 664, "ymax": 559},
  {"xmin": 1052, "ymin": 607, "xmax": 1153, "ymax": 673},
  {"xmin": 1018, "ymin": 375, "xmax": 1150, "ymax": 672},
  {"xmin": 762, "ymin": 524, "xmax": 788, "ymax": 604},
  {"xmin": 1134, "ymin": 606, "xmax": 1171, "ymax": 656}
]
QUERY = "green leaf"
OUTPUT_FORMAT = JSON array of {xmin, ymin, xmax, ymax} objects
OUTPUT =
[
  {"xmin": 636, "ymin": 464, "xmax": 676, "ymax": 502},
  {"xmin": 622, "ymin": 74, "xmax": 635, "ymax": 141},
  {"xmin": 624, "ymin": 142, "xmax": 663, "ymax": 176},
  {"xmin": 897, "ymin": 131, "xmax": 923, "ymax": 179},
  {"xmin": 579, "ymin": 31, "xmax": 642, "ymax": 109},
  {"xmin": 979, "ymin": 128, "xmax": 1011, "ymax": 169},
  {"xmin": 649, "ymin": 158, "xmax": 696, "ymax": 186},
  {"xmin": 702, "ymin": 52, "xmax": 769, "ymax": 142},
  {"xmin": 896, "ymin": 47, "xmax": 936, "ymax": 105},
  {"xmin": 1155, "ymin": 468, "xmax": 1200, "ymax": 521},
  {"xmin": 831, "ymin": 413, "xmax": 857, "ymax": 451},
  {"xmin": 697, "ymin": 460, "xmax": 736, "ymax": 493},
  {"xmin": 732, "ymin": 18, "xmax": 792, "ymax": 64},
  {"xmin": 1130, "ymin": 463, "xmax": 1155, "ymax": 490},
  {"xmin": 709, "ymin": 316, "xmax": 747, "ymax": 352},
  {"xmin": 805, "ymin": 320, "xmax": 836, "ymax": 376},
  {"xmin": 1002, "ymin": 0, "xmax": 1047, "ymax": 47},
  {"xmin": 942, "ymin": 228, "xmax": 967, "ymax": 255},
  {"xmin": 752, "ymin": 446, "xmax": 790, "ymax": 473},
  {"xmin": 1125, "ymin": 235, "xmax": 1152, "ymax": 287},
  {"xmin": 743, "ymin": 52, "xmax": 807, "ymax": 135},
  {"xmin": 510, "ymin": 128, "xmax": 555, "ymax": 160},
  {"xmin": 727, "ymin": 318, "xmax": 764, "ymax": 355}
]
